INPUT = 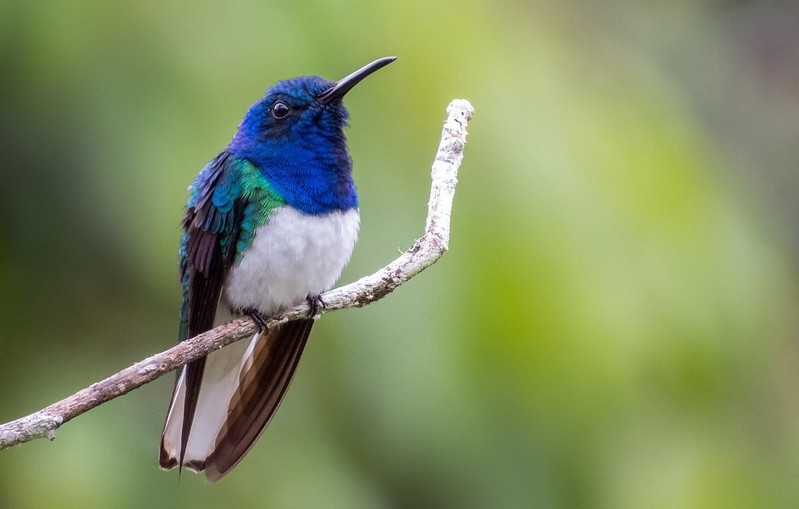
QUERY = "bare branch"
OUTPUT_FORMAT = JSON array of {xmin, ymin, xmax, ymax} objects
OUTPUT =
[{"xmin": 0, "ymin": 99, "xmax": 474, "ymax": 451}]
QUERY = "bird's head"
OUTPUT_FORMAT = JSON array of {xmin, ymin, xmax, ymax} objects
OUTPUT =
[{"xmin": 230, "ymin": 57, "xmax": 396, "ymax": 161}]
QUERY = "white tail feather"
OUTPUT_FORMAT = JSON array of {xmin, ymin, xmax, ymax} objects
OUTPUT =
[{"xmin": 160, "ymin": 307, "xmax": 260, "ymax": 469}]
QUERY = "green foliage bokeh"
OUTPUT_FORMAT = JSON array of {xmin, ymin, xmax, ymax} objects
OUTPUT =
[{"xmin": 1, "ymin": 1, "xmax": 798, "ymax": 508}]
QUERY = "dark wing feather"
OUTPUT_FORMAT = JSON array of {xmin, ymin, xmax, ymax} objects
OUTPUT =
[
  {"xmin": 159, "ymin": 151, "xmax": 244, "ymax": 469},
  {"xmin": 203, "ymin": 319, "xmax": 315, "ymax": 481}
]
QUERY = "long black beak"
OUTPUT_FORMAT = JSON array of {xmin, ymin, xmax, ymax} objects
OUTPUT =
[{"xmin": 318, "ymin": 56, "xmax": 396, "ymax": 104}]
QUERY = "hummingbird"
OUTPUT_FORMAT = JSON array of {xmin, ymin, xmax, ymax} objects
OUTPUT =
[{"xmin": 159, "ymin": 56, "xmax": 396, "ymax": 481}]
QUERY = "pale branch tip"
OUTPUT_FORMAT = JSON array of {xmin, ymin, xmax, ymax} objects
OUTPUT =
[{"xmin": 0, "ymin": 99, "xmax": 475, "ymax": 451}]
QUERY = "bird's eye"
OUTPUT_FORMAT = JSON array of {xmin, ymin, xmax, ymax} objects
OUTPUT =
[{"xmin": 271, "ymin": 101, "xmax": 291, "ymax": 119}]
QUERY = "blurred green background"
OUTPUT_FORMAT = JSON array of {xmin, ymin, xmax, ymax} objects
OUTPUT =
[{"xmin": 2, "ymin": 0, "xmax": 799, "ymax": 507}]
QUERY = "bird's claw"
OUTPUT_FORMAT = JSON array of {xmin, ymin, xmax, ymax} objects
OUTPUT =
[
  {"xmin": 245, "ymin": 309, "xmax": 269, "ymax": 332},
  {"xmin": 306, "ymin": 294, "xmax": 326, "ymax": 318}
]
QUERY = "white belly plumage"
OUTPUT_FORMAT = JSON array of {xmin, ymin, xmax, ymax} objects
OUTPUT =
[{"xmin": 224, "ymin": 206, "xmax": 360, "ymax": 314}]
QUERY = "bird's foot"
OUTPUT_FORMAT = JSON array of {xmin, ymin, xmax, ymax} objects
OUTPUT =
[
  {"xmin": 306, "ymin": 294, "xmax": 326, "ymax": 318},
  {"xmin": 244, "ymin": 308, "xmax": 269, "ymax": 332}
]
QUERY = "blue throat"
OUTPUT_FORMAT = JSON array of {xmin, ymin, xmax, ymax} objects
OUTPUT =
[{"xmin": 228, "ymin": 140, "xmax": 357, "ymax": 216}]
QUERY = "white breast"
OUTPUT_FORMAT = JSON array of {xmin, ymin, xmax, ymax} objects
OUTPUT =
[{"xmin": 224, "ymin": 206, "xmax": 360, "ymax": 314}]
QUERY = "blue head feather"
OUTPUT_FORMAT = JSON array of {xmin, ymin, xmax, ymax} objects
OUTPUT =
[{"xmin": 227, "ymin": 76, "xmax": 357, "ymax": 215}]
